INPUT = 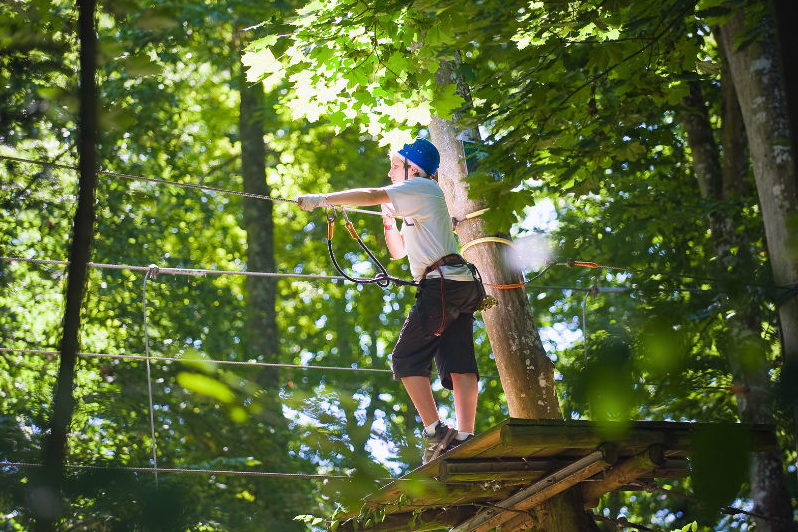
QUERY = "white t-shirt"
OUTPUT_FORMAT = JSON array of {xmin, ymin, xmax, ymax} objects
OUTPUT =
[{"xmin": 383, "ymin": 177, "xmax": 473, "ymax": 282}]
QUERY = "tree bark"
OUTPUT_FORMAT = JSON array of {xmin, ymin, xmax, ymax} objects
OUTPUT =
[
  {"xmin": 431, "ymin": 58, "xmax": 597, "ymax": 532},
  {"xmin": 679, "ymin": 75, "xmax": 794, "ymax": 531},
  {"xmin": 771, "ymin": 0, "xmax": 798, "ymax": 184},
  {"xmin": 35, "ymin": 0, "xmax": 97, "ymax": 529},
  {"xmin": 718, "ymin": 4, "xmax": 798, "ymax": 476},
  {"xmin": 431, "ymin": 62, "xmax": 560, "ymax": 422},
  {"xmin": 239, "ymin": 72, "xmax": 279, "ymax": 390}
]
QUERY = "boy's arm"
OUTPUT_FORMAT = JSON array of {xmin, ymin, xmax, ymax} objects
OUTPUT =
[
  {"xmin": 298, "ymin": 188, "xmax": 389, "ymax": 209},
  {"xmin": 381, "ymin": 203, "xmax": 406, "ymax": 260}
]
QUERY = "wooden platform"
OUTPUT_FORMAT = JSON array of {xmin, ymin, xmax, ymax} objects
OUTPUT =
[{"xmin": 337, "ymin": 418, "xmax": 777, "ymax": 532}]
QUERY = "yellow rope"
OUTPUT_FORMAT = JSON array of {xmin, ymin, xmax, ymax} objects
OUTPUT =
[
  {"xmin": 463, "ymin": 207, "xmax": 489, "ymax": 220},
  {"xmin": 460, "ymin": 236, "xmax": 514, "ymax": 256}
]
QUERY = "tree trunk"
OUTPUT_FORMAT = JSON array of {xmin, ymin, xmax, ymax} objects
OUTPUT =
[
  {"xmin": 679, "ymin": 75, "xmax": 794, "ymax": 531},
  {"xmin": 239, "ymin": 72, "xmax": 279, "ymax": 391},
  {"xmin": 771, "ymin": 0, "xmax": 798, "ymax": 184},
  {"xmin": 33, "ymin": 0, "xmax": 97, "ymax": 529},
  {"xmin": 718, "ymin": 4, "xmax": 798, "ymax": 475},
  {"xmin": 431, "ymin": 58, "xmax": 597, "ymax": 532},
  {"xmin": 238, "ymin": 58, "xmax": 310, "ymax": 532},
  {"xmin": 34, "ymin": 1, "xmax": 97, "ymax": 529}
]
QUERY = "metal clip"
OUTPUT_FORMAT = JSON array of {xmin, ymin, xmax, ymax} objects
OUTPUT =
[
  {"xmin": 477, "ymin": 295, "xmax": 498, "ymax": 311},
  {"xmin": 326, "ymin": 208, "xmax": 335, "ymax": 241},
  {"xmin": 341, "ymin": 209, "xmax": 360, "ymax": 240}
]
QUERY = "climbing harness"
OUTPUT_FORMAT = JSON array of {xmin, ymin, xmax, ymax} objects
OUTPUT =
[
  {"xmin": 324, "ymin": 208, "xmax": 495, "ymax": 317},
  {"xmin": 325, "ymin": 207, "xmax": 416, "ymax": 288},
  {"xmin": 420, "ymin": 254, "xmax": 494, "ymax": 334}
]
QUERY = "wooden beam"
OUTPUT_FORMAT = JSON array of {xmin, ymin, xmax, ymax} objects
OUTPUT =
[
  {"xmin": 339, "ymin": 507, "xmax": 477, "ymax": 532},
  {"xmin": 450, "ymin": 445, "xmax": 617, "ymax": 532},
  {"xmin": 499, "ymin": 424, "xmax": 664, "ymax": 456},
  {"xmin": 438, "ymin": 458, "xmax": 569, "ymax": 483},
  {"xmin": 580, "ymin": 444, "xmax": 665, "ymax": 507}
]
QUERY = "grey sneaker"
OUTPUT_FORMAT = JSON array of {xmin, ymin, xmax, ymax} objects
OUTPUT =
[
  {"xmin": 422, "ymin": 423, "xmax": 457, "ymax": 463},
  {"xmin": 446, "ymin": 433, "xmax": 474, "ymax": 453}
]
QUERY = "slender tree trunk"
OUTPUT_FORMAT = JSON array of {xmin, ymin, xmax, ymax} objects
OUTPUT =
[
  {"xmin": 432, "ymin": 58, "xmax": 598, "ymax": 532},
  {"xmin": 771, "ymin": 0, "xmax": 798, "ymax": 183},
  {"xmin": 679, "ymin": 76, "xmax": 794, "ymax": 531},
  {"xmin": 35, "ymin": 1, "xmax": 97, "ymax": 529},
  {"xmin": 239, "ymin": 72, "xmax": 278, "ymax": 391},
  {"xmin": 718, "ymin": 4, "xmax": 798, "ymax": 475},
  {"xmin": 238, "ymin": 58, "xmax": 309, "ymax": 532}
]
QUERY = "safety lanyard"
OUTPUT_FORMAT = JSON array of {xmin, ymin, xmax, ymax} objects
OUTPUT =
[{"xmin": 325, "ymin": 208, "xmax": 417, "ymax": 288}]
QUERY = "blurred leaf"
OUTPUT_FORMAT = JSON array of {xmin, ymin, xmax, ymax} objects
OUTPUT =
[
  {"xmin": 690, "ymin": 425, "xmax": 752, "ymax": 523},
  {"xmin": 177, "ymin": 372, "xmax": 234, "ymax": 403}
]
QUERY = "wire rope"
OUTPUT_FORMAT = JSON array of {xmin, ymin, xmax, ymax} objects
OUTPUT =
[
  {"xmin": 0, "ymin": 347, "xmax": 393, "ymax": 374},
  {"xmin": 1, "ymin": 256, "xmax": 346, "ymax": 281},
  {"xmin": 0, "ymin": 461, "xmax": 397, "ymax": 482},
  {"xmin": 142, "ymin": 267, "xmax": 159, "ymax": 486},
  {"xmin": 0, "ymin": 153, "xmax": 382, "ymax": 217}
]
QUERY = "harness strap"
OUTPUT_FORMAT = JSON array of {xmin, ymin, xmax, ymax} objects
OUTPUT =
[{"xmin": 421, "ymin": 254, "xmax": 467, "ymax": 337}]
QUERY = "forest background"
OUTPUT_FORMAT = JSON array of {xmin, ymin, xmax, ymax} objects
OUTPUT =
[{"xmin": 1, "ymin": 0, "xmax": 797, "ymax": 531}]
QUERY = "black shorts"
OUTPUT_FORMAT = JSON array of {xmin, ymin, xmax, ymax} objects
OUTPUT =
[{"xmin": 391, "ymin": 278, "xmax": 483, "ymax": 390}]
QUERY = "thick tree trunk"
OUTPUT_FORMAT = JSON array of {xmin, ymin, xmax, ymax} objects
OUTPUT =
[
  {"xmin": 431, "ymin": 58, "xmax": 597, "ymax": 532},
  {"xmin": 718, "ymin": 5, "xmax": 798, "ymax": 476},
  {"xmin": 431, "ymin": 61, "xmax": 560, "ymax": 422},
  {"xmin": 239, "ymin": 73, "xmax": 278, "ymax": 390},
  {"xmin": 679, "ymin": 76, "xmax": 794, "ymax": 531}
]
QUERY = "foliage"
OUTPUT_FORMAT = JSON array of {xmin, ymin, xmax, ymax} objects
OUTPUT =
[{"xmin": 2, "ymin": 0, "xmax": 796, "ymax": 530}]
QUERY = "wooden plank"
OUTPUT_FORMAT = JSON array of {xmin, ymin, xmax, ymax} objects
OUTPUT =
[
  {"xmin": 498, "ymin": 424, "xmax": 665, "ymax": 458},
  {"xmin": 580, "ymin": 444, "xmax": 665, "ymax": 507},
  {"xmin": 451, "ymin": 444, "xmax": 618, "ymax": 532},
  {"xmin": 339, "ymin": 507, "xmax": 478, "ymax": 532},
  {"xmin": 438, "ymin": 458, "xmax": 569, "ymax": 483},
  {"xmin": 360, "ymin": 480, "xmax": 516, "ymax": 513}
]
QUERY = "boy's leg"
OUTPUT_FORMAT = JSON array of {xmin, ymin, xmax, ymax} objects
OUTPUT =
[
  {"xmin": 450, "ymin": 372, "xmax": 478, "ymax": 433},
  {"xmin": 401, "ymin": 376, "xmax": 439, "ymax": 427}
]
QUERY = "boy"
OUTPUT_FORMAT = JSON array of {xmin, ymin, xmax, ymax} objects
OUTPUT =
[{"xmin": 298, "ymin": 137, "xmax": 483, "ymax": 463}]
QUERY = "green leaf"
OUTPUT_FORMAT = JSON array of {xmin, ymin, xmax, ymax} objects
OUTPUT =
[
  {"xmin": 244, "ymin": 34, "xmax": 280, "ymax": 52},
  {"xmin": 242, "ymin": 47, "xmax": 283, "ymax": 82},
  {"xmin": 120, "ymin": 55, "xmax": 161, "ymax": 77},
  {"xmin": 431, "ymin": 83, "xmax": 464, "ymax": 120},
  {"xmin": 134, "ymin": 8, "xmax": 180, "ymax": 31},
  {"xmin": 177, "ymin": 372, "xmax": 235, "ymax": 403}
]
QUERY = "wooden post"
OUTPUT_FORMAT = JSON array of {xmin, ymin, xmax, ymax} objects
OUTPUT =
[{"xmin": 580, "ymin": 445, "xmax": 665, "ymax": 508}]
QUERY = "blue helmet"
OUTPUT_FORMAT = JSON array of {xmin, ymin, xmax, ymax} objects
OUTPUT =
[{"xmin": 398, "ymin": 137, "xmax": 440, "ymax": 176}]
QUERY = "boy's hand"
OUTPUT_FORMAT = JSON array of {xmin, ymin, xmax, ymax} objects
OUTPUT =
[
  {"xmin": 380, "ymin": 202, "xmax": 398, "ymax": 219},
  {"xmin": 297, "ymin": 194, "xmax": 328, "ymax": 211}
]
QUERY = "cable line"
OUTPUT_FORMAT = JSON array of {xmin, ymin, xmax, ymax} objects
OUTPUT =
[
  {"xmin": 0, "ymin": 153, "xmax": 382, "ymax": 217},
  {"xmin": 143, "ymin": 268, "xmax": 159, "ymax": 486},
  {"xmin": 3, "ymin": 154, "xmax": 790, "ymax": 292},
  {"xmin": 0, "ymin": 347, "xmax": 393, "ymax": 374},
  {"xmin": 1, "ymin": 256, "xmax": 346, "ymax": 281},
  {"xmin": 0, "ymin": 256, "xmax": 703, "ymax": 295},
  {"xmin": 0, "ymin": 461, "xmax": 398, "ymax": 482}
]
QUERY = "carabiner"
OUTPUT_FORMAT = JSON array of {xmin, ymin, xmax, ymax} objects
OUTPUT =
[
  {"xmin": 326, "ymin": 207, "xmax": 336, "ymax": 241},
  {"xmin": 341, "ymin": 209, "xmax": 360, "ymax": 241}
]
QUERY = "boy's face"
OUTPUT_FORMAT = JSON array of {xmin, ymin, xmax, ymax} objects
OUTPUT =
[
  {"xmin": 388, "ymin": 155, "xmax": 406, "ymax": 184},
  {"xmin": 388, "ymin": 155, "xmax": 419, "ymax": 184}
]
